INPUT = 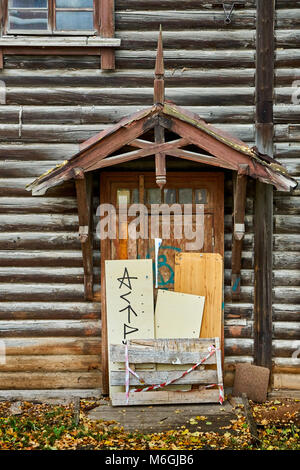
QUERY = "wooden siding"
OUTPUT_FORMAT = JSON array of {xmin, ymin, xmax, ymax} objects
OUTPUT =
[
  {"xmin": 0, "ymin": 0, "xmax": 298, "ymax": 394},
  {"xmin": 273, "ymin": 1, "xmax": 300, "ymax": 390}
]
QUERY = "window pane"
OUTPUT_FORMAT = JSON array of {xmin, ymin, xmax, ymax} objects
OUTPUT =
[
  {"xmin": 147, "ymin": 188, "xmax": 161, "ymax": 204},
  {"xmin": 195, "ymin": 189, "xmax": 207, "ymax": 204},
  {"xmin": 164, "ymin": 189, "xmax": 176, "ymax": 204},
  {"xmin": 56, "ymin": 11, "xmax": 94, "ymax": 30},
  {"xmin": 56, "ymin": 0, "xmax": 93, "ymax": 7},
  {"xmin": 8, "ymin": 10, "xmax": 48, "ymax": 30},
  {"xmin": 10, "ymin": 0, "xmax": 47, "ymax": 7},
  {"xmin": 179, "ymin": 188, "xmax": 193, "ymax": 204}
]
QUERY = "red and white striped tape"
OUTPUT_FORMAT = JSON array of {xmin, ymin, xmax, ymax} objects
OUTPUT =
[{"xmin": 124, "ymin": 342, "xmax": 224, "ymax": 404}]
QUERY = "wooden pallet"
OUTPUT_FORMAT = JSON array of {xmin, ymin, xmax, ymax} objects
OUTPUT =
[{"xmin": 109, "ymin": 337, "xmax": 224, "ymax": 406}]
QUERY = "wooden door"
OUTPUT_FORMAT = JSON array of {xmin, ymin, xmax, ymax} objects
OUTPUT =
[
  {"xmin": 100, "ymin": 171, "xmax": 224, "ymax": 393},
  {"xmin": 101, "ymin": 171, "xmax": 223, "ymax": 287}
]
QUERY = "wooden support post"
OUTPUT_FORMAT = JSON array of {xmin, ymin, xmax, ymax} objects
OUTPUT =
[
  {"xmin": 154, "ymin": 28, "xmax": 166, "ymax": 188},
  {"xmin": 0, "ymin": 48, "xmax": 3, "ymax": 70},
  {"xmin": 74, "ymin": 168, "xmax": 94, "ymax": 301},
  {"xmin": 254, "ymin": 0, "xmax": 274, "ymax": 371},
  {"xmin": 100, "ymin": 0, "xmax": 115, "ymax": 70},
  {"xmin": 100, "ymin": 173, "xmax": 110, "ymax": 395},
  {"xmin": 231, "ymin": 165, "xmax": 248, "ymax": 300}
]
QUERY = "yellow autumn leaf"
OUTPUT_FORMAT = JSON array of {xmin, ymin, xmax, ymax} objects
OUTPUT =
[{"xmin": 189, "ymin": 418, "xmax": 198, "ymax": 425}]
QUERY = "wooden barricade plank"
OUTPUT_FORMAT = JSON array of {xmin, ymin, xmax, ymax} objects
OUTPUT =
[{"xmin": 109, "ymin": 337, "xmax": 223, "ymax": 406}]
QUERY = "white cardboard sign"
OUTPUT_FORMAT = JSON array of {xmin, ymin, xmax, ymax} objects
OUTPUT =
[{"xmin": 105, "ymin": 259, "xmax": 155, "ymax": 394}]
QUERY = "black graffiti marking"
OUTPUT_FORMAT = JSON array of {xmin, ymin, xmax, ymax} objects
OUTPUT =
[
  {"xmin": 120, "ymin": 290, "xmax": 131, "ymax": 304},
  {"xmin": 117, "ymin": 267, "xmax": 137, "ymax": 290},
  {"xmin": 119, "ymin": 304, "xmax": 138, "ymax": 324},
  {"xmin": 124, "ymin": 323, "xmax": 139, "ymax": 339}
]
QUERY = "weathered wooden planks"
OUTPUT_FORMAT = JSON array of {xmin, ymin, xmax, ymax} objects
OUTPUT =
[
  {"xmin": 110, "ymin": 369, "xmax": 217, "ymax": 386},
  {"xmin": 0, "ymin": 372, "xmax": 101, "ymax": 390},
  {"xmin": 0, "ymin": 0, "xmax": 298, "ymax": 394},
  {"xmin": 110, "ymin": 337, "xmax": 223, "ymax": 405},
  {"xmin": 111, "ymin": 339, "xmax": 216, "ymax": 365},
  {"xmin": 111, "ymin": 389, "xmax": 220, "ymax": 406}
]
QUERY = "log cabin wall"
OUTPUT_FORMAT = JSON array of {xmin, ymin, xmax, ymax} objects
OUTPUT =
[
  {"xmin": 0, "ymin": 0, "xmax": 298, "ymax": 396},
  {"xmin": 272, "ymin": 0, "xmax": 300, "ymax": 391}
]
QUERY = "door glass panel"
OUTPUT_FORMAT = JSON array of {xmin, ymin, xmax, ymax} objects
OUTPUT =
[
  {"xmin": 164, "ymin": 188, "xmax": 176, "ymax": 204},
  {"xmin": 117, "ymin": 189, "xmax": 130, "ymax": 205},
  {"xmin": 195, "ymin": 189, "xmax": 207, "ymax": 204},
  {"xmin": 132, "ymin": 188, "xmax": 139, "ymax": 204},
  {"xmin": 56, "ymin": 10, "xmax": 94, "ymax": 30},
  {"xmin": 179, "ymin": 188, "xmax": 193, "ymax": 204},
  {"xmin": 147, "ymin": 188, "xmax": 161, "ymax": 204}
]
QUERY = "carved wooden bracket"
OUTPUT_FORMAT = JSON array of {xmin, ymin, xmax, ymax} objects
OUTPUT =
[{"xmin": 74, "ymin": 167, "xmax": 94, "ymax": 301}]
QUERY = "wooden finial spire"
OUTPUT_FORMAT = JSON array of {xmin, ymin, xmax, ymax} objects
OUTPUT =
[
  {"xmin": 154, "ymin": 26, "xmax": 165, "ymax": 104},
  {"xmin": 155, "ymin": 25, "xmax": 164, "ymax": 78}
]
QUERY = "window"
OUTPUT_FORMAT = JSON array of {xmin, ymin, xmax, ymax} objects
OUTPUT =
[{"xmin": 6, "ymin": 0, "xmax": 99, "ymax": 35}]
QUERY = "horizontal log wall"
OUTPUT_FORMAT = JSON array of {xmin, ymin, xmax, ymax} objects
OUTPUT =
[
  {"xmin": 0, "ymin": 0, "xmax": 298, "ymax": 394},
  {"xmin": 272, "ymin": 1, "xmax": 300, "ymax": 390}
]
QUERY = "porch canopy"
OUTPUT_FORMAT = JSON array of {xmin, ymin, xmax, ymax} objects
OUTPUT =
[
  {"xmin": 27, "ymin": 30, "xmax": 297, "ymax": 301},
  {"xmin": 27, "ymin": 30, "xmax": 296, "ymax": 197}
]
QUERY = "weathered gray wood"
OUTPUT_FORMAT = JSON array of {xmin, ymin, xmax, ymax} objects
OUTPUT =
[
  {"xmin": 116, "ymin": 50, "xmax": 255, "ymax": 69},
  {"xmin": 0, "ymin": 0, "xmax": 298, "ymax": 394},
  {"xmin": 0, "ymin": 37, "xmax": 120, "ymax": 47},
  {"xmin": 0, "ymin": 320, "xmax": 101, "ymax": 337},
  {"xmin": 88, "ymin": 400, "xmax": 236, "ymax": 432},
  {"xmin": 0, "ymin": 69, "xmax": 255, "ymax": 87},
  {"xmin": 254, "ymin": 0, "xmax": 274, "ymax": 371},
  {"xmin": 4, "ymin": 87, "xmax": 255, "ymax": 107},
  {"xmin": 115, "ymin": 10, "xmax": 256, "ymax": 31},
  {"xmin": 0, "ymin": 389, "xmax": 102, "ymax": 402},
  {"xmin": 110, "ymin": 369, "xmax": 218, "ymax": 386},
  {"xmin": 0, "ymin": 355, "xmax": 101, "ymax": 372},
  {"xmin": 3, "ymin": 337, "xmax": 101, "ymax": 356},
  {"xmin": 111, "ymin": 389, "xmax": 220, "ymax": 406},
  {"xmin": 117, "ymin": 30, "xmax": 255, "ymax": 50},
  {"xmin": 273, "ymin": 304, "xmax": 300, "ymax": 322},
  {"xmin": 273, "ymin": 340, "xmax": 300, "ymax": 358},
  {"xmin": 0, "ymin": 301, "xmax": 100, "ymax": 320},
  {"xmin": 0, "ymin": 372, "xmax": 101, "ymax": 390},
  {"xmin": 241, "ymin": 393, "xmax": 259, "ymax": 444},
  {"xmin": 0, "ymin": 105, "xmax": 255, "ymax": 125},
  {"xmin": 115, "ymin": 1, "xmax": 256, "ymax": 10},
  {"xmin": 110, "ymin": 339, "xmax": 217, "ymax": 364},
  {"xmin": 273, "ymin": 322, "xmax": 300, "ymax": 340}
]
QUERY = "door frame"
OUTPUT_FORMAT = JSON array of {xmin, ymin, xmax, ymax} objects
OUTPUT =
[{"xmin": 100, "ymin": 170, "xmax": 224, "ymax": 395}]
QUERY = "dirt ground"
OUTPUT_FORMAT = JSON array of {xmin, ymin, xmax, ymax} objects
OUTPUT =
[{"xmin": 250, "ymin": 398, "xmax": 300, "ymax": 426}]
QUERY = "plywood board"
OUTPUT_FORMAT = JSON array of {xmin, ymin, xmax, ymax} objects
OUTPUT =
[
  {"xmin": 155, "ymin": 290, "xmax": 205, "ymax": 390},
  {"xmin": 174, "ymin": 253, "xmax": 223, "ymax": 342},
  {"xmin": 105, "ymin": 259, "xmax": 155, "ymax": 395},
  {"xmin": 155, "ymin": 290, "xmax": 205, "ymax": 339}
]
